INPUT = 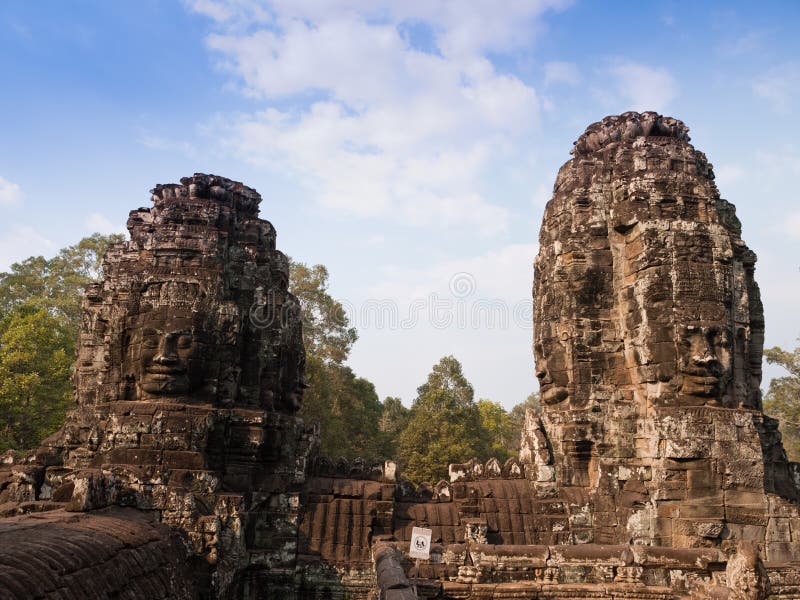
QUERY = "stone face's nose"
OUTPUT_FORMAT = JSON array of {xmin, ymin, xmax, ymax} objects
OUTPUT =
[
  {"xmin": 693, "ymin": 351, "xmax": 718, "ymax": 366},
  {"xmin": 535, "ymin": 365, "xmax": 551, "ymax": 383},
  {"xmin": 154, "ymin": 333, "xmax": 180, "ymax": 365},
  {"xmin": 691, "ymin": 331, "xmax": 719, "ymax": 367}
]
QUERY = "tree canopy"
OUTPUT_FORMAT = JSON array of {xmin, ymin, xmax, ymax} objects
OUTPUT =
[
  {"xmin": 764, "ymin": 342, "xmax": 800, "ymax": 461},
  {"xmin": 397, "ymin": 356, "xmax": 491, "ymax": 483},
  {"xmin": 477, "ymin": 399, "xmax": 516, "ymax": 462},
  {"xmin": 290, "ymin": 262, "xmax": 357, "ymax": 364},
  {"xmin": 0, "ymin": 232, "xmax": 123, "ymax": 332},
  {"xmin": 379, "ymin": 396, "xmax": 410, "ymax": 458},
  {"xmin": 0, "ymin": 233, "xmax": 122, "ymax": 451},
  {"xmin": 0, "ymin": 306, "xmax": 74, "ymax": 451}
]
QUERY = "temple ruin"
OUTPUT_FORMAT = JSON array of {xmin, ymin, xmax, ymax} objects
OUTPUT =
[{"xmin": 2, "ymin": 114, "xmax": 800, "ymax": 599}]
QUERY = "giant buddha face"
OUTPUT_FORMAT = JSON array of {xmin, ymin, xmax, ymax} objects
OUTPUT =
[
  {"xmin": 676, "ymin": 324, "xmax": 733, "ymax": 402},
  {"xmin": 608, "ymin": 172, "xmax": 737, "ymax": 406},
  {"xmin": 534, "ymin": 113, "xmax": 763, "ymax": 415},
  {"xmin": 123, "ymin": 304, "xmax": 210, "ymax": 401},
  {"xmin": 533, "ymin": 332, "xmax": 570, "ymax": 406}
]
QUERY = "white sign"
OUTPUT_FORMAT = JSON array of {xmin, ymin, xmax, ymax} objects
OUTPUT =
[{"xmin": 409, "ymin": 526, "xmax": 432, "ymax": 560}]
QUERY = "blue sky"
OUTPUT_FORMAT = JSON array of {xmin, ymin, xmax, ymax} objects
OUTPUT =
[{"xmin": 1, "ymin": 1, "xmax": 799, "ymax": 409}]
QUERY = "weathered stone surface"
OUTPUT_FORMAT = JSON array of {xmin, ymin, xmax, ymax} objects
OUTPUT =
[
  {"xmin": 4, "ymin": 117, "xmax": 800, "ymax": 600},
  {"xmin": 0, "ymin": 175, "xmax": 317, "ymax": 599},
  {"xmin": 528, "ymin": 111, "xmax": 800, "ymax": 553},
  {"xmin": 0, "ymin": 507, "xmax": 191, "ymax": 599}
]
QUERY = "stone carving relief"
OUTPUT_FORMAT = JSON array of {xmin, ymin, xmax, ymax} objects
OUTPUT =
[{"xmin": 74, "ymin": 173, "xmax": 306, "ymax": 412}]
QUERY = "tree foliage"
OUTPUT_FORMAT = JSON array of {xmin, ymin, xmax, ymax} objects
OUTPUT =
[
  {"xmin": 397, "ymin": 356, "xmax": 490, "ymax": 483},
  {"xmin": 0, "ymin": 233, "xmax": 122, "ymax": 451},
  {"xmin": 477, "ymin": 399, "xmax": 515, "ymax": 462},
  {"xmin": 0, "ymin": 306, "xmax": 74, "ymax": 451},
  {"xmin": 379, "ymin": 396, "xmax": 409, "ymax": 457},
  {"xmin": 508, "ymin": 392, "xmax": 540, "ymax": 447},
  {"xmin": 290, "ymin": 262, "xmax": 357, "ymax": 364},
  {"xmin": 764, "ymin": 342, "xmax": 800, "ymax": 461},
  {"xmin": 301, "ymin": 355, "xmax": 385, "ymax": 458},
  {"xmin": 0, "ymin": 233, "xmax": 123, "ymax": 331}
]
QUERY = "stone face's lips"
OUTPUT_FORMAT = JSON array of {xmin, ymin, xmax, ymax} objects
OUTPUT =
[
  {"xmin": 146, "ymin": 365, "xmax": 187, "ymax": 375},
  {"xmin": 683, "ymin": 375, "xmax": 721, "ymax": 384},
  {"xmin": 680, "ymin": 374, "xmax": 723, "ymax": 396},
  {"xmin": 540, "ymin": 385, "xmax": 569, "ymax": 405},
  {"xmin": 681, "ymin": 364, "xmax": 723, "ymax": 377},
  {"xmin": 141, "ymin": 371, "xmax": 190, "ymax": 394}
]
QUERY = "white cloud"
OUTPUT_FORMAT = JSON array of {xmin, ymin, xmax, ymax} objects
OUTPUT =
[
  {"xmin": 0, "ymin": 176, "xmax": 23, "ymax": 206},
  {"xmin": 190, "ymin": 1, "xmax": 572, "ymax": 57},
  {"xmin": 188, "ymin": 1, "xmax": 569, "ymax": 235},
  {"xmin": 753, "ymin": 62, "xmax": 800, "ymax": 114},
  {"xmin": 186, "ymin": 0, "xmax": 241, "ymax": 22},
  {"xmin": 544, "ymin": 61, "xmax": 580, "ymax": 87},
  {"xmin": 86, "ymin": 213, "xmax": 126, "ymax": 235},
  {"xmin": 600, "ymin": 61, "xmax": 679, "ymax": 114},
  {"xmin": 0, "ymin": 226, "xmax": 54, "ymax": 271}
]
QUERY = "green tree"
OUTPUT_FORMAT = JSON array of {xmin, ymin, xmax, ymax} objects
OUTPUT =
[
  {"xmin": 0, "ymin": 232, "xmax": 124, "ymax": 330},
  {"xmin": 300, "ymin": 357, "xmax": 385, "ymax": 459},
  {"xmin": 289, "ymin": 260, "xmax": 385, "ymax": 458},
  {"xmin": 0, "ymin": 233, "xmax": 123, "ymax": 450},
  {"xmin": 289, "ymin": 262, "xmax": 357, "ymax": 364},
  {"xmin": 764, "ymin": 343, "xmax": 800, "ymax": 462},
  {"xmin": 397, "ymin": 356, "xmax": 490, "ymax": 483},
  {"xmin": 0, "ymin": 305, "xmax": 74, "ymax": 451},
  {"xmin": 477, "ymin": 399, "xmax": 514, "ymax": 462},
  {"xmin": 379, "ymin": 396, "xmax": 410, "ymax": 457}
]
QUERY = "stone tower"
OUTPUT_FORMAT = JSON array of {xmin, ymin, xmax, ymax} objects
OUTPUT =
[
  {"xmin": 32, "ymin": 174, "xmax": 316, "ymax": 597},
  {"xmin": 532, "ymin": 112, "xmax": 799, "ymax": 553},
  {"xmin": 74, "ymin": 173, "xmax": 305, "ymax": 412}
]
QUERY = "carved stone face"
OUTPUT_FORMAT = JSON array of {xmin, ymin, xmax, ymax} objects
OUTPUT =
[
  {"xmin": 124, "ymin": 306, "xmax": 209, "ymax": 400},
  {"xmin": 677, "ymin": 324, "xmax": 732, "ymax": 400},
  {"xmin": 533, "ymin": 334, "xmax": 570, "ymax": 406}
]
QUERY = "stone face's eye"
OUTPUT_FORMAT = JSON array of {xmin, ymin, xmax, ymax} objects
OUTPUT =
[
  {"xmin": 713, "ymin": 329, "xmax": 731, "ymax": 348},
  {"xmin": 177, "ymin": 334, "xmax": 193, "ymax": 349},
  {"xmin": 143, "ymin": 335, "xmax": 159, "ymax": 349}
]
